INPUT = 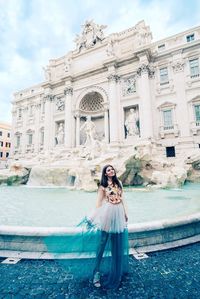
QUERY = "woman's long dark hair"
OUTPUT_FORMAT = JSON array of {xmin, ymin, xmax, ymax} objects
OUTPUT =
[{"xmin": 100, "ymin": 164, "xmax": 122, "ymax": 189}]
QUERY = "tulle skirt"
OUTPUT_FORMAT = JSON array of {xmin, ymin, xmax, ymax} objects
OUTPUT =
[
  {"xmin": 44, "ymin": 202, "xmax": 129, "ymax": 289},
  {"xmin": 91, "ymin": 201, "xmax": 127, "ymax": 233}
]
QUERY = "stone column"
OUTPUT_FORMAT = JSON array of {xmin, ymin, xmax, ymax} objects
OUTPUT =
[
  {"xmin": 21, "ymin": 106, "xmax": 28, "ymax": 154},
  {"xmin": 107, "ymin": 73, "xmax": 121, "ymax": 145},
  {"xmin": 172, "ymin": 60, "xmax": 189, "ymax": 137},
  {"xmin": 104, "ymin": 107, "xmax": 109, "ymax": 143},
  {"xmin": 44, "ymin": 94, "xmax": 54, "ymax": 151},
  {"xmin": 34, "ymin": 103, "xmax": 40, "ymax": 153},
  {"xmin": 76, "ymin": 113, "xmax": 80, "ymax": 147},
  {"xmin": 136, "ymin": 59, "xmax": 154, "ymax": 139},
  {"xmin": 64, "ymin": 87, "xmax": 73, "ymax": 148}
]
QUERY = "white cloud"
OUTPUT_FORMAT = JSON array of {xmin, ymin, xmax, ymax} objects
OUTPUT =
[{"xmin": 0, "ymin": 0, "xmax": 199, "ymax": 123}]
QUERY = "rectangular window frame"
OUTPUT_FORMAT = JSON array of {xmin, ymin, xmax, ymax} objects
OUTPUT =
[
  {"xmin": 158, "ymin": 44, "xmax": 165, "ymax": 51},
  {"xmin": 163, "ymin": 109, "xmax": 174, "ymax": 130},
  {"xmin": 194, "ymin": 104, "xmax": 200, "ymax": 126},
  {"xmin": 186, "ymin": 34, "xmax": 195, "ymax": 42},
  {"xmin": 28, "ymin": 134, "xmax": 33, "ymax": 145},
  {"xmin": 159, "ymin": 67, "xmax": 169, "ymax": 85},
  {"xmin": 189, "ymin": 58, "xmax": 199, "ymax": 78},
  {"xmin": 16, "ymin": 135, "xmax": 20, "ymax": 148}
]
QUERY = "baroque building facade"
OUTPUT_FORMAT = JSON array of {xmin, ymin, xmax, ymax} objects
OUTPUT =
[
  {"xmin": 12, "ymin": 20, "xmax": 200, "ymax": 159},
  {"xmin": 0, "ymin": 122, "xmax": 11, "ymax": 167}
]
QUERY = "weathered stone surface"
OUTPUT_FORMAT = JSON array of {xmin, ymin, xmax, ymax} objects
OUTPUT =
[{"xmin": 0, "ymin": 166, "xmax": 30, "ymax": 186}]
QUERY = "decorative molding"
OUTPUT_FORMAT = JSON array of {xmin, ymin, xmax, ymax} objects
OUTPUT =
[
  {"xmin": 107, "ymin": 74, "xmax": 121, "ymax": 83},
  {"xmin": 64, "ymin": 87, "xmax": 73, "ymax": 96},
  {"xmin": 172, "ymin": 61, "xmax": 185, "ymax": 73},
  {"xmin": 79, "ymin": 91, "xmax": 104, "ymax": 112}
]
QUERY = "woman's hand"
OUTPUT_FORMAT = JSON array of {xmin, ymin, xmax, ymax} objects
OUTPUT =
[{"xmin": 125, "ymin": 214, "xmax": 128, "ymax": 222}]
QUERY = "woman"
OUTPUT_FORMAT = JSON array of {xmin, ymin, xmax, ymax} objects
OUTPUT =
[{"xmin": 90, "ymin": 164, "xmax": 129, "ymax": 289}]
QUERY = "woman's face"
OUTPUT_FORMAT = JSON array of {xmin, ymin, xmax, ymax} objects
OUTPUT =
[{"xmin": 105, "ymin": 166, "xmax": 115, "ymax": 178}]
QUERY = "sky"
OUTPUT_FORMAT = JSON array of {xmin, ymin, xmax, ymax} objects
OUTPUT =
[{"xmin": 0, "ymin": 0, "xmax": 199, "ymax": 124}]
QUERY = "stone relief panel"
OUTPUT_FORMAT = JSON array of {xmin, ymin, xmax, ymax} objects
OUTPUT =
[
  {"xmin": 172, "ymin": 61, "xmax": 185, "ymax": 73},
  {"xmin": 55, "ymin": 96, "xmax": 65, "ymax": 112},
  {"xmin": 124, "ymin": 105, "xmax": 140, "ymax": 138},
  {"xmin": 122, "ymin": 76, "xmax": 136, "ymax": 96}
]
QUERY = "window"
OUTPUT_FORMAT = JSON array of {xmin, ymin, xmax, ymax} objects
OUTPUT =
[
  {"xmin": 40, "ymin": 131, "xmax": 44, "ymax": 145},
  {"xmin": 18, "ymin": 108, "xmax": 22, "ymax": 119},
  {"xmin": 41, "ymin": 102, "xmax": 45, "ymax": 114},
  {"xmin": 6, "ymin": 152, "xmax": 9, "ymax": 158},
  {"xmin": 29, "ymin": 105, "xmax": 34, "ymax": 116},
  {"xmin": 199, "ymin": 144, "xmax": 200, "ymax": 148},
  {"xmin": 189, "ymin": 58, "xmax": 199, "ymax": 78},
  {"xmin": 0, "ymin": 131, "xmax": 2, "ymax": 136},
  {"xmin": 158, "ymin": 44, "xmax": 165, "ymax": 51},
  {"xmin": 194, "ymin": 105, "xmax": 200, "ymax": 125},
  {"xmin": 7, "ymin": 133, "xmax": 10, "ymax": 138},
  {"xmin": 16, "ymin": 135, "xmax": 20, "ymax": 148},
  {"xmin": 28, "ymin": 134, "xmax": 33, "ymax": 145},
  {"xmin": 0, "ymin": 141, "xmax": 3, "ymax": 147},
  {"xmin": 163, "ymin": 110, "xmax": 173, "ymax": 130},
  {"xmin": 166, "ymin": 146, "xmax": 175, "ymax": 157},
  {"xmin": 186, "ymin": 34, "xmax": 195, "ymax": 42},
  {"xmin": 160, "ymin": 67, "xmax": 169, "ymax": 84},
  {"xmin": 5, "ymin": 142, "xmax": 11, "ymax": 147},
  {"xmin": 0, "ymin": 152, "xmax": 3, "ymax": 158}
]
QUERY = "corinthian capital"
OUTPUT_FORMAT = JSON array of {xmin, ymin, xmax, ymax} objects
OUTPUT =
[
  {"xmin": 64, "ymin": 87, "xmax": 73, "ymax": 96},
  {"xmin": 44, "ymin": 94, "xmax": 55, "ymax": 102},
  {"xmin": 137, "ymin": 63, "xmax": 155, "ymax": 79},
  {"xmin": 107, "ymin": 74, "xmax": 121, "ymax": 83}
]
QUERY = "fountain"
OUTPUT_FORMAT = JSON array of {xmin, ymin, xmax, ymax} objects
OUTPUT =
[{"xmin": 0, "ymin": 139, "xmax": 200, "ymax": 258}]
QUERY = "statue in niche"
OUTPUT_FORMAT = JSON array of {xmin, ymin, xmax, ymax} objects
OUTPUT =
[
  {"xmin": 125, "ymin": 108, "xmax": 139, "ymax": 137},
  {"xmin": 56, "ymin": 123, "xmax": 64, "ymax": 145},
  {"xmin": 80, "ymin": 116, "xmax": 96, "ymax": 147}
]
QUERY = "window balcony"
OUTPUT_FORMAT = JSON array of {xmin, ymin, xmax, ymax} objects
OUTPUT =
[
  {"xmin": 190, "ymin": 121, "xmax": 200, "ymax": 135},
  {"xmin": 159, "ymin": 124, "xmax": 179, "ymax": 138},
  {"xmin": 14, "ymin": 146, "xmax": 21, "ymax": 154},
  {"xmin": 39, "ymin": 143, "xmax": 44, "ymax": 151},
  {"xmin": 26, "ymin": 144, "xmax": 34, "ymax": 152},
  {"xmin": 190, "ymin": 73, "xmax": 200, "ymax": 79}
]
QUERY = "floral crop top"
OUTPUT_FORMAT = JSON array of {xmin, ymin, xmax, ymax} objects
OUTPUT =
[{"xmin": 101, "ymin": 183, "xmax": 122, "ymax": 205}]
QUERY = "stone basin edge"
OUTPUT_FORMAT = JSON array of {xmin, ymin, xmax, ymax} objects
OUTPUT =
[{"xmin": 0, "ymin": 212, "xmax": 200, "ymax": 236}]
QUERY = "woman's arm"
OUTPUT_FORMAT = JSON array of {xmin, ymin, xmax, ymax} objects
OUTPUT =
[{"xmin": 85, "ymin": 186, "xmax": 104, "ymax": 228}]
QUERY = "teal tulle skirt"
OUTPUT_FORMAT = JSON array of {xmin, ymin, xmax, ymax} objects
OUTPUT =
[{"xmin": 44, "ymin": 202, "xmax": 129, "ymax": 289}]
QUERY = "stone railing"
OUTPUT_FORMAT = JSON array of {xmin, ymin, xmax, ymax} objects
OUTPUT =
[{"xmin": 159, "ymin": 124, "xmax": 179, "ymax": 138}]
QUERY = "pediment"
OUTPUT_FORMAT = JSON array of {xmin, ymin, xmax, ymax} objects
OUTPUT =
[{"xmin": 157, "ymin": 101, "xmax": 176, "ymax": 109}]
